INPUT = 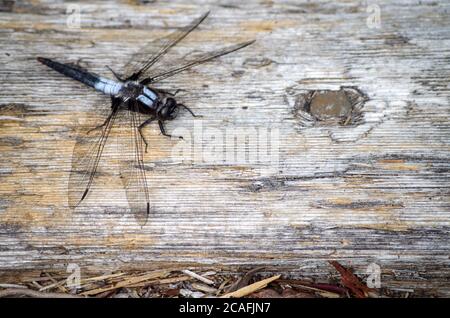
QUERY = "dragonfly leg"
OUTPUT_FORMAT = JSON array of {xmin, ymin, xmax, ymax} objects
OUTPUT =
[
  {"xmin": 172, "ymin": 89, "xmax": 184, "ymax": 96},
  {"xmin": 138, "ymin": 117, "xmax": 156, "ymax": 153},
  {"xmin": 178, "ymin": 103, "xmax": 202, "ymax": 118},
  {"xmin": 87, "ymin": 112, "xmax": 114, "ymax": 134},
  {"xmin": 158, "ymin": 120, "xmax": 183, "ymax": 140},
  {"xmin": 160, "ymin": 88, "xmax": 186, "ymax": 96},
  {"xmin": 106, "ymin": 65, "xmax": 125, "ymax": 82}
]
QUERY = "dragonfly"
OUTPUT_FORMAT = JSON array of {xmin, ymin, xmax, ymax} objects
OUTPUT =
[{"xmin": 37, "ymin": 12, "xmax": 254, "ymax": 225}]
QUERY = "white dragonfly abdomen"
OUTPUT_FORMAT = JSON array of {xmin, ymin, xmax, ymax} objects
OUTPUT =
[{"xmin": 94, "ymin": 77, "xmax": 123, "ymax": 96}]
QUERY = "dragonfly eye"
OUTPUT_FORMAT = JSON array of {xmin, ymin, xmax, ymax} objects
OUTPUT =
[
  {"xmin": 166, "ymin": 97, "xmax": 176, "ymax": 107},
  {"xmin": 160, "ymin": 103, "xmax": 178, "ymax": 120},
  {"xmin": 159, "ymin": 98, "xmax": 178, "ymax": 119},
  {"xmin": 169, "ymin": 105, "xmax": 179, "ymax": 119}
]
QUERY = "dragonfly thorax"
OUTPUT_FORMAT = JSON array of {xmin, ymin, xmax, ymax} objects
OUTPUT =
[
  {"xmin": 119, "ymin": 81, "xmax": 159, "ymax": 108},
  {"xmin": 121, "ymin": 81, "xmax": 143, "ymax": 97},
  {"xmin": 119, "ymin": 81, "xmax": 179, "ymax": 121}
]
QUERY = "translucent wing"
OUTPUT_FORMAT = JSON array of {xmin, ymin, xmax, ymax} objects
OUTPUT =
[
  {"xmin": 68, "ymin": 98, "xmax": 120, "ymax": 208},
  {"xmin": 69, "ymin": 98, "xmax": 150, "ymax": 225},
  {"xmin": 117, "ymin": 100, "xmax": 150, "ymax": 225},
  {"xmin": 141, "ymin": 40, "xmax": 255, "ymax": 84},
  {"xmin": 121, "ymin": 12, "xmax": 210, "ymax": 81}
]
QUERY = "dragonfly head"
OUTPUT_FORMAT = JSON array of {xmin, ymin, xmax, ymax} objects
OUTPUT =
[{"xmin": 159, "ymin": 97, "xmax": 179, "ymax": 120}]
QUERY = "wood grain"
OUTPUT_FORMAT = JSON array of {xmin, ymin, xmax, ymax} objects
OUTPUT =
[{"xmin": 0, "ymin": 0, "xmax": 449, "ymax": 296}]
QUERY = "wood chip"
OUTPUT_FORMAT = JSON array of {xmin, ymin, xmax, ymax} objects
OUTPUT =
[
  {"xmin": 227, "ymin": 266, "xmax": 265, "ymax": 292},
  {"xmin": 179, "ymin": 288, "xmax": 205, "ymax": 298},
  {"xmin": 0, "ymin": 288, "xmax": 82, "ymax": 298},
  {"xmin": 80, "ymin": 270, "xmax": 169, "ymax": 296},
  {"xmin": 126, "ymin": 275, "xmax": 191, "ymax": 288},
  {"xmin": 0, "ymin": 283, "xmax": 27, "ymax": 289},
  {"xmin": 191, "ymin": 282, "xmax": 218, "ymax": 294},
  {"xmin": 216, "ymin": 278, "xmax": 230, "ymax": 296},
  {"xmin": 39, "ymin": 278, "xmax": 67, "ymax": 292},
  {"xmin": 81, "ymin": 272, "xmax": 126, "ymax": 283},
  {"xmin": 181, "ymin": 270, "xmax": 214, "ymax": 285},
  {"xmin": 31, "ymin": 281, "xmax": 43, "ymax": 289},
  {"xmin": 220, "ymin": 275, "xmax": 281, "ymax": 298},
  {"xmin": 288, "ymin": 283, "xmax": 341, "ymax": 298},
  {"xmin": 44, "ymin": 273, "xmax": 67, "ymax": 293},
  {"xmin": 202, "ymin": 271, "xmax": 216, "ymax": 277}
]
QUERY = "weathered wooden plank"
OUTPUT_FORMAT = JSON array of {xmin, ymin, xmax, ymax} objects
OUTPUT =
[{"xmin": 0, "ymin": 0, "xmax": 449, "ymax": 296}]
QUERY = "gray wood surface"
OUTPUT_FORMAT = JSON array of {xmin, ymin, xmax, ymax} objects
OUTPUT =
[{"xmin": 0, "ymin": 0, "xmax": 449, "ymax": 296}]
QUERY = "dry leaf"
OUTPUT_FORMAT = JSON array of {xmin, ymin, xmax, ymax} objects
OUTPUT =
[{"xmin": 329, "ymin": 261, "xmax": 372, "ymax": 298}]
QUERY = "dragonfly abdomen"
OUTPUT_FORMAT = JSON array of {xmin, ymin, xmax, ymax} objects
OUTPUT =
[
  {"xmin": 37, "ymin": 57, "xmax": 124, "ymax": 97},
  {"xmin": 94, "ymin": 77, "xmax": 123, "ymax": 96},
  {"xmin": 37, "ymin": 57, "xmax": 99, "ymax": 89}
]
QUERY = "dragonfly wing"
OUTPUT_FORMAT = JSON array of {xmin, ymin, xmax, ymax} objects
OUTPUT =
[
  {"xmin": 140, "ymin": 40, "xmax": 255, "ymax": 84},
  {"xmin": 121, "ymin": 12, "xmax": 210, "ymax": 81},
  {"xmin": 117, "ymin": 100, "xmax": 150, "ymax": 225},
  {"xmin": 68, "ymin": 97, "xmax": 121, "ymax": 209}
]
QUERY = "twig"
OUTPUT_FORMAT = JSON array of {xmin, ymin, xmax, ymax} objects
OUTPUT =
[
  {"xmin": 181, "ymin": 270, "xmax": 214, "ymax": 285},
  {"xmin": 44, "ymin": 273, "xmax": 67, "ymax": 293},
  {"xmin": 31, "ymin": 281, "xmax": 43, "ymax": 289},
  {"xmin": 0, "ymin": 288, "xmax": 82, "ymax": 298},
  {"xmin": 39, "ymin": 278, "xmax": 67, "ymax": 292},
  {"xmin": 82, "ymin": 272, "xmax": 126, "ymax": 283},
  {"xmin": 279, "ymin": 279, "xmax": 347, "ymax": 295},
  {"xmin": 216, "ymin": 278, "xmax": 230, "ymax": 296},
  {"xmin": 287, "ymin": 283, "xmax": 341, "ymax": 298},
  {"xmin": 0, "ymin": 284, "xmax": 27, "ymax": 289}
]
